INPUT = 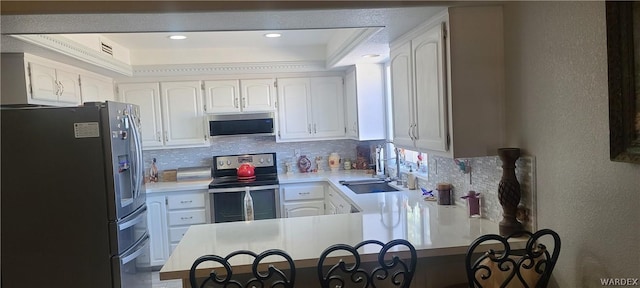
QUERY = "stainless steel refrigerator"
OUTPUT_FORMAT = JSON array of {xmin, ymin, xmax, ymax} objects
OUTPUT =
[{"xmin": 1, "ymin": 101, "xmax": 151, "ymax": 288}]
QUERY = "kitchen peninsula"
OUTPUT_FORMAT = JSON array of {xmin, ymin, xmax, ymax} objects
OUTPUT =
[{"xmin": 157, "ymin": 171, "xmax": 522, "ymax": 288}]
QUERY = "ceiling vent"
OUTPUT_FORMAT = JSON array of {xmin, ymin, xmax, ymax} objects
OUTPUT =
[{"xmin": 100, "ymin": 41, "xmax": 113, "ymax": 57}]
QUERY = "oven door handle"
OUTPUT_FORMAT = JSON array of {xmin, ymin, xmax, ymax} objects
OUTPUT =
[{"xmin": 208, "ymin": 185, "xmax": 279, "ymax": 193}]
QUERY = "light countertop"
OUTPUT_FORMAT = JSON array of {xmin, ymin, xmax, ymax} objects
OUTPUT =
[{"xmin": 160, "ymin": 170, "xmax": 512, "ymax": 281}]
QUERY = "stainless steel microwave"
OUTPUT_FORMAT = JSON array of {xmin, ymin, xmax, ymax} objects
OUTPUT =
[{"xmin": 208, "ymin": 112, "xmax": 275, "ymax": 137}]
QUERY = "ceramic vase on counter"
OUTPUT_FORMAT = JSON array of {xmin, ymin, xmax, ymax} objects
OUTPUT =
[{"xmin": 328, "ymin": 152, "xmax": 340, "ymax": 172}]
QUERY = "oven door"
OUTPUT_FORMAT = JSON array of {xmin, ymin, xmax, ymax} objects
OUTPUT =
[{"xmin": 209, "ymin": 185, "xmax": 279, "ymax": 223}]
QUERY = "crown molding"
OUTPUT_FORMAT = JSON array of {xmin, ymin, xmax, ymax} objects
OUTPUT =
[
  {"xmin": 132, "ymin": 61, "xmax": 331, "ymax": 77},
  {"xmin": 326, "ymin": 27, "xmax": 383, "ymax": 69},
  {"xmin": 11, "ymin": 34, "xmax": 133, "ymax": 76}
]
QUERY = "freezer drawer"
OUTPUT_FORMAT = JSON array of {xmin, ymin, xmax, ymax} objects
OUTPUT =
[{"xmin": 111, "ymin": 233, "xmax": 151, "ymax": 288}]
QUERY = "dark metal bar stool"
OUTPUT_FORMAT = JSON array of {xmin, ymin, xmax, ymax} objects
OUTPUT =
[
  {"xmin": 189, "ymin": 249, "xmax": 296, "ymax": 288},
  {"xmin": 465, "ymin": 229, "xmax": 561, "ymax": 288},
  {"xmin": 317, "ymin": 239, "xmax": 417, "ymax": 288}
]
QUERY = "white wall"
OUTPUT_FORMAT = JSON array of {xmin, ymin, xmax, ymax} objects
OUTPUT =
[{"xmin": 503, "ymin": 2, "xmax": 640, "ymax": 286}]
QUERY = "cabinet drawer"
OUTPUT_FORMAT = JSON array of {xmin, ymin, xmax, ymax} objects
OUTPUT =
[
  {"xmin": 282, "ymin": 184, "xmax": 324, "ymax": 201},
  {"xmin": 169, "ymin": 226, "xmax": 190, "ymax": 243},
  {"xmin": 167, "ymin": 209, "xmax": 206, "ymax": 226},
  {"xmin": 167, "ymin": 193, "xmax": 205, "ymax": 210}
]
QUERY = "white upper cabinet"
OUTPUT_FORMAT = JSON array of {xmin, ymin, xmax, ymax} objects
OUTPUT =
[
  {"xmin": 204, "ymin": 79, "xmax": 275, "ymax": 113},
  {"xmin": 80, "ymin": 73, "xmax": 114, "ymax": 103},
  {"xmin": 118, "ymin": 82, "xmax": 164, "ymax": 148},
  {"xmin": 344, "ymin": 64, "xmax": 386, "ymax": 141},
  {"xmin": 118, "ymin": 81, "xmax": 208, "ymax": 150},
  {"xmin": 1, "ymin": 54, "xmax": 82, "ymax": 107},
  {"xmin": 411, "ymin": 23, "xmax": 448, "ymax": 152},
  {"xmin": 276, "ymin": 76, "xmax": 345, "ymax": 142},
  {"xmin": 390, "ymin": 6, "xmax": 505, "ymax": 158},
  {"xmin": 204, "ymin": 80, "xmax": 239, "ymax": 113},
  {"xmin": 160, "ymin": 81, "xmax": 207, "ymax": 147},
  {"xmin": 240, "ymin": 79, "xmax": 276, "ymax": 112},
  {"xmin": 390, "ymin": 41, "xmax": 415, "ymax": 149}
]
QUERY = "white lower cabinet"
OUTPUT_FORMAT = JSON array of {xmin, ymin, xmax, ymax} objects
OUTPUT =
[
  {"xmin": 280, "ymin": 183, "xmax": 325, "ymax": 218},
  {"xmin": 145, "ymin": 189, "xmax": 207, "ymax": 266},
  {"xmin": 325, "ymin": 185, "xmax": 352, "ymax": 214},
  {"xmin": 146, "ymin": 194, "xmax": 170, "ymax": 267}
]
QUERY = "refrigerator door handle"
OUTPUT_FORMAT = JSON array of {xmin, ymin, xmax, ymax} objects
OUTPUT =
[
  {"xmin": 118, "ymin": 206, "xmax": 147, "ymax": 231},
  {"xmin": 120, "ymin": 233, "xmax": 149, "ymax": 265},
  {"xmin": 128, "ymin": 111, "xmax": 144, "ymax": 199}
]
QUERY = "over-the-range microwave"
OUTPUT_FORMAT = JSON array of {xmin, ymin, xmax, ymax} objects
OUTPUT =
[{"xmin": 208, "ymin": 112, "xmax": 275, "ymax": 137}]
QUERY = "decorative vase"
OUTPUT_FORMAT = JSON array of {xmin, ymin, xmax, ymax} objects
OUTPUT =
[
  {"xmin": 497, "ymin": 148, "xmax": 524, "ymax": 236},
  {"xmin": 328, "ymin": 152, "xmax": 341, "ymax": 172}
]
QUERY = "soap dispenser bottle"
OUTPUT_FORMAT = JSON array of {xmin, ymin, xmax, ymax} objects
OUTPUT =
[
  {"xmin": 407, "ymin": 167, "xmax": 416, "ymax": 190},
  {"xmin": 243, "ymin": 186, "xmax": 254, "ymax": 221}
]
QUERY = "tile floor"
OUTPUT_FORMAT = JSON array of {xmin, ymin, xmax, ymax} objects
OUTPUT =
[{"xmin": 151, "ymin": 271, "xmax": 182, "ymax": 288}]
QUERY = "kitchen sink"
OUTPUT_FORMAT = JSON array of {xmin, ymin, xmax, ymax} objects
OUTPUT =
[{"xmin": 339, "ymin": 179, "xmax": 400, "ymax": 194}]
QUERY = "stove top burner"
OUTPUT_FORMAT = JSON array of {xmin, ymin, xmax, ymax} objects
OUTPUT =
[{"xmin": 209, "ymin": 174, "xmax": 279, "ymax": 189}]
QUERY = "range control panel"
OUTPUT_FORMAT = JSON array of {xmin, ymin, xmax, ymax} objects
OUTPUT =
[{"xmin": 214, "ymin": 153, "xmax": 275, "ymax": 170}]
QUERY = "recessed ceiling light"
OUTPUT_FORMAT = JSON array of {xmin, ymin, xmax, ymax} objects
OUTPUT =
[
  {"xmin": 362, "ymin": 54, "xmax": 381, "ymax": 58},
  {"xmin": 264, "ymin": 33, "xmax": 282, "ymax": 38},
  {"xmin": 168, "ymin": 35, "xmax": 187, "ymax": 40}
]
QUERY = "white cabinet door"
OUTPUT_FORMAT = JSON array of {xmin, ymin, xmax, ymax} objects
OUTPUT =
[
  {"xmin": 344, "ymin": 68, "xmax": 358, "ymax": 139},
  {"xmin": 310, "ymin": 77, "xmax": 345, "ymax": 138},
  {"xmin": 345, "ymin": 64, "xmax": 386, "ymax": 141},
  {"xmin": 283, "ymin": 201, "xmax": 325, "ymax": 218},
  {"xmin": 390, "ymin": 41, "xmax": 415, "ymax": 148},
  {"xmin": 80, "ymin": 74, "xmax": 114, "ymax": 103},
  {"xmin": 55, "ymin": 68, "xmax": 81, "ymax": 104},
  {"xmin": 160, "ymin": 81, "xmax": 207, "ymax": 147},
  {"xmin": 118, "ymin": 83, "xmax": 164, "ymax": 148},
  {"xmin": 277, "ymin": 78, "xmax": 312, "ymax": 140},
  {"xmin": 147, "ymin": 195, "xmax": 169, "ymax": 267},
  {"xmin": 412, "ymin": 23, "xmax": 448, "ymax": 152},
  {"xmin": 240, "ymin": 79, "xmax": 275, "ymax": 112},
  {"xmin": 29, "ymin": 62, "xmax": 58, "ymax": 102},
  {"xmin": 204, "ymin": 80, "xmax": 240, "ymax": 113}
]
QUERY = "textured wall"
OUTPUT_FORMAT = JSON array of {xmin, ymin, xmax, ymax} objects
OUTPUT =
[{"xmin": 503, "ymin": 2, "xmax": 640, "ymax": 287}]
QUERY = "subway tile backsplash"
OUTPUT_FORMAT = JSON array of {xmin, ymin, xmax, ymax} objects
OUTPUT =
[
  {"xmin": 415, "ymin": 154, "xmax": 535, "ymax": 231},
  {"xmin": 143, "ymin": 136, "xmax": 382, "ymax": 175}
]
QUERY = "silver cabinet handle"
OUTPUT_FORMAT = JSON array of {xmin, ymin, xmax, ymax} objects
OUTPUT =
[
  {"xmin": 313, "ymin": 123, "xmax": 317, "ymax": 134},
  {"xmin": 242, "ymin": 97, "xmax": 247, "ymax": 108},
  {"xmin": 180, "ymin": 200, "xmax": 193, "ymax": 204},
  {"xmin": 298, "ymin": 192, "xmax": 311, "ymax": 195},
  {"xmin": 59, "ymin": 81, "xmax": 64, "ymax": 96},
  {"xmin": 411, "ymin": 123, "xmax": 418, "ymax": 140},
  {"xmin": 164, "ymin": 131, "xmax": 168, "ymax": 142},
  {"xmin": 234, "ymin": 97, "xmax": 239, "ymax": 108},
  {"xmin": 308, "ymin": 124, "xmax": 312, "ymax": 134},
  {"xmin": 180, "ymin": 216, "xmax": 193, "ymax": 220},
  {"xmin": 407, "ymin": 125, "xmax": 413, "ymax": 140},
  {"xmin": 156, "ymin": 131, "xmax": 161, "ymax": 142}
]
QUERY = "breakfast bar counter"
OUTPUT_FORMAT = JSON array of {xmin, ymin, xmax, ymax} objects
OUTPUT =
[{"xmin": 159, "ymin": 171, "xmax": 517, "ymax": 287}]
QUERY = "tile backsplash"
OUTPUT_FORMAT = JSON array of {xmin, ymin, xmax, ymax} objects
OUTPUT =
[
  {"xmin": 413, "ymin": 154, "xmax": 536, "ymax": 231},
  {"xmin": 144, "ymin": 139, "xmax": 535, "ymax": 230},
  {"xmin": 143, "ymin": 136, "xmax": 383, "ymax": 175}
]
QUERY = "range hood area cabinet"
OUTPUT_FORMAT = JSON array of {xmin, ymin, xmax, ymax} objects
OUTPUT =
[
  {"xmin": 390, "ymin": 6, "xmax": 506, "ymax": 158},
  {"xmin": 276, "ymin": 76, "xmax": 346, "ymax": 142},
  {"xmin": 1, "ymin": 53, "xmax": 115, "ymax": 107},
  {"xmin": 118, "ymin": 81, "xmax": 208, "ymax": 149},
  {"xmin": 203, "ymin": 79, "xmax": 276, "ymax": 113},
  {"xmin": 344, "ymin": 64, "xmax": 386, "ymax": 141}
]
